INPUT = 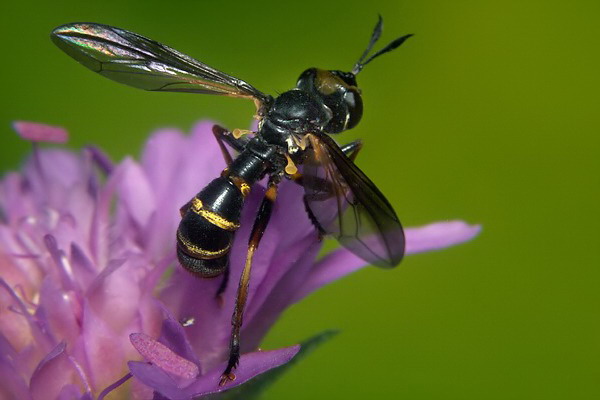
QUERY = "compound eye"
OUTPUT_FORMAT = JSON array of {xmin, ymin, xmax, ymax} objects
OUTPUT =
[{"xmin": 344, "ymin": 88, "xmax": 363, "ymax": 129}]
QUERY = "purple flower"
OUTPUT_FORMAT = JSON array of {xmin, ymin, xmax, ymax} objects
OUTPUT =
[{"xmin": 0, "ymin": 121, "xmax": 480, "ymax": 399}]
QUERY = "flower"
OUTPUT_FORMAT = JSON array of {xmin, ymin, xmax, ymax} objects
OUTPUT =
[{"xmin": 0, "ymin": 121, "xmax": 480, "ymax": 399}]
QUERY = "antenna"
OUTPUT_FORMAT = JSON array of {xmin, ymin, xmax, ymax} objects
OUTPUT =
[{"xmin": 352, "ymin": 16, "xmax": 413, "ymax": 75}]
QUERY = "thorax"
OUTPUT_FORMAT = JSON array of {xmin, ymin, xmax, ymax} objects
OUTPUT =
[{"xmin": 259, "ymin": 89, "xmax": 332, "ymax": 154}]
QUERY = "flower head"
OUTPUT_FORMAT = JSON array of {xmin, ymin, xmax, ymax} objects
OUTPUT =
[{"xmin": 0, "ymin": 121, "xmax": 480, "ymax": 399}]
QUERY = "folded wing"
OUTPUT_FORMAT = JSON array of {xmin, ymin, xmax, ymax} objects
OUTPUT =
[{"xmin": 302, "ymin": 133, "xmax": 405, "ymax": 267}]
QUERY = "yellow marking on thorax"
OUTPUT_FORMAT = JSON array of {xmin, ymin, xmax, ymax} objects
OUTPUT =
[
  {"xmin": 177, "ymin": 231, "xmax": 231, "ymax": 259},
  {"xmin": 191, "ymin": 198, "xmax": 240, "ymax": 231}
]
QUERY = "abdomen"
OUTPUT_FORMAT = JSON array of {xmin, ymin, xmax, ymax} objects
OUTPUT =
[{"xmin": 177, "ymin": 177, "xmax": 244, "ymax": 277}]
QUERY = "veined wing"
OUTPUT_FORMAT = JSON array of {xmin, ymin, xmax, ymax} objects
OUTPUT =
[
  {"xmin": 51, "ymin": 23, "xmax": 271, "ymax": 112},
  {"xmin": 302, "ymin": 132, "xmax": 405, "ymax": 267}
]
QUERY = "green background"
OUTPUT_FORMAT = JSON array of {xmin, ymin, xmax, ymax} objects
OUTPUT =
[{"xmin": 1, "ymin": 0, "xmax": 598, "ymax": 399}]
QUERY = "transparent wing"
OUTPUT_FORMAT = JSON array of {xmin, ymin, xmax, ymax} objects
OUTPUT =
[
  {"xmin": 303, "ymin": 133, "xmax": 405, "ymax": 267},
  {"xmin": 51, "ymin": 23, "xmax": 270, "ymax": 110}
]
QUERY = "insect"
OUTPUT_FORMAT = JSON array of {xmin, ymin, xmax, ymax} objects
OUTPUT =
[{"xmin": 51, "ymin": 17, "xmax": 410, "ymax": 385}]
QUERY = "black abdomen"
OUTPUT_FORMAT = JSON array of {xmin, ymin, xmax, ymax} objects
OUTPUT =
[
  {"xmin": 177, "ymin": 177, "xmax": 243, "ymax": 277},
  {"xmin": 176, "ymin": 140, "xmax": 278, "ymax": 278}
]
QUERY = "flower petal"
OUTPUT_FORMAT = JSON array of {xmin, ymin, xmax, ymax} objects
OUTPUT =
[
  {"xmin": 130, "ymin": 333, "xmax": 198, "ymax": 382},
  {"xmin": 29, "ymin": 342, "xmax": 87, "ymax": 400},
  {"xmin": 129, "ymin": 345, "xmax": 300, "ymax": 399},
  {"xmin": 115, "ymin": 158, "xmax": 156, "ymax": 229},
  {"xmin": 85, "ymin": 259, "xmax": 135, "ymax": 332},
  {"xmin": 405, "ymin": 220, "xmax": 482, "ymax": 254},
  {"xmin": 84, "ymin": 146, "xmax": 114, "ymax": 175},
  {"xmin": 158, "ymin": 269, "xmax": 226, "ymax": 372},
  {"xmin": 23, "ymin": 149, "xmax": 90, "ymax": 200},
  {"xmin": 140, "ymin": 128, "xmax": 186, "ymax": 194},
  {"xmin": 81, "ymin": 256, "xmax": 150, "ymax": 390},
  {"xmin": 127, "ymin": 361, "xmax": 181, "ymax": 399},
  {"xmin": 0, "ymin": 336, "xmax": 29, "ymax": 399},
  {"xmin": 57, "ymin": 384, "xmax": 91, "ymax": 400},
  {"xmin": 13, "ymin": 121, "xmax": 68, "ymax": 143},
  {"xmin": 156, "ymin": 306, "xmax": 200, "ymax": 367},
  {"xmin": 291, "ymin": 220, "xmax": 481, "ymax": 303},
  {"xmin": 182, "ymin": 345, "xmax": 300, "ymax": 397},
  {"xmin": 243, "ymin": 240, "xmax": 321, "ymax": 350},
  {"xmin": 38, "ymin": 278, "xmax": 80, "ymax": 348},
  {"xmin": 268, "ymin": 180, "xmax": 316, "ymax": 248}
]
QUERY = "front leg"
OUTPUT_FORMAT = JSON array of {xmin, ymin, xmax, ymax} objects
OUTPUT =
[{"xmin": 211, "ymin": 125, "xmax": 249, "ymax": 165}]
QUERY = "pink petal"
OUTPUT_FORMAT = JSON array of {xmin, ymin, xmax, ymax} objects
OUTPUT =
[
  {"xmin": 29, "ymin": 342, "xmax": 86, "ymax": 400},
  {"xmin": 81, "ymin": 260, "xmax": 146, "ymax": 390},
  {"xmin": 158, "ymin": 269, "xmax": 226, "ymax": 372},
  {"xmin": 140, "ymin": 129, "xmax": 186, "ymax": 197},
  {"xmin": 38, "ymin": 278, "xmax": 80, "ymax": 348},
  {"xmin": 291, "ymin": 220, "xmax": 481, "ymax": 303},
  {"xmin": 86, "ymin": 259, "xmax": 140, "ymax": 333},
  {"xmin": 244, "ymin": 232, "xmax": 318, "ymax": 322},
  {"xmin": 129, "ymin": 345, "xmax": 300, "ymax": 399},
  {"xmin": 81, "ymin": 305, "xmax": 126, "ymax": 387},
  {"xmin": 405, "ymin": 220, "xmax": 482, "ymax": 254},
  {"xmin": 23, "ymin": 149, "xmax": 89, "ymax": 196},
  {"xmin": 13, "ymin": 121, "xmax": 68, "ymax": 143},
  {"xmin": 183, "ymin": 345, "xmax": 300, "ymax": 397},
  {"xmin": 115, "ymin": 158, "xmax": 156, "ymax": 229},
  {"xmin": 175, "ymin": 121, "xmax": 228, "ymax": 204},
  {"xmin": 85, "ymin": 146, "xmax": 114, "ymax": 175},
  {"xmin": 244, "ymin": 240, "xmax": 322, "ymax": 350},
  {"xmin": 130, "ymin": 333, "xmax": 199, "ymax": 381},
  {"xmin": 127, "ymin": 362, "xmax": 180, "ymax": 398},
  {"xmin": 156, "ymin": 306, "xmax": 200, "ymax": 367},
  {"xmin": 268, "ymin": 180, "xmax": 316, "ymax": 248},
  {"xmin": 57, "ymin": 384, "xmax": 88, "ymax": 400},
  {"xmin": 0, "ymin": 337, "xmax": 29, "ymax": 399}
]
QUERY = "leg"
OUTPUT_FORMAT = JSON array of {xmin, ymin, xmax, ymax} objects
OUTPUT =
[
  {"xmin": 290, "ymin": 139, "xmax": 363, "ymax": 186},
  {"xmin": 294, "ymin": 140, "xmax": 362, "ymax": 237},
  {"xmin": 219, "ymin": 178, "xmax": 279, "ymax": 386},
  {"xmin": 179, "ymin": 198, "xmax": 194, "ymax": 217},
  {"xmin": 212, "ymin": 125, "xmax": 235, "ymax": 165},
  {"xmin": 212, "ymin": 124, "xmax": 253, "ymax": 165},
  {"xmin": 303, "ymin": 196, "xmax": 326, "ymax": 239},
  {"xmin": 340, "ymin": 139, "xmax": 363, "ymax": 161}
]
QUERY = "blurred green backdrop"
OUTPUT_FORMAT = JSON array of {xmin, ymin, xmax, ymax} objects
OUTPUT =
[{"xmin": 1, "ymin": 0, "xmax": 599, "ymax": 399}]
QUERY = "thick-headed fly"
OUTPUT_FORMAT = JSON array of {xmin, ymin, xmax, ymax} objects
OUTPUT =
[{"xmin": 51, "ymin": 16, "xmax": 411, "ymax": 385}]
